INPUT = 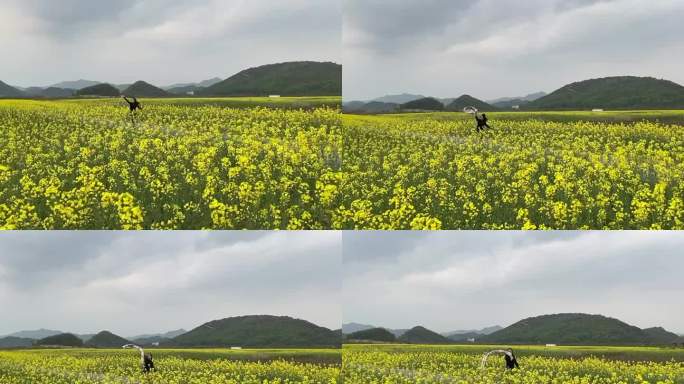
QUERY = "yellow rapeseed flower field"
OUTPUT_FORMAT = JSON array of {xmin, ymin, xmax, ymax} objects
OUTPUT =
[
  {"xmin": 343, "ymin": 345, "xmax": 684, "ymax": 383},
  {"xmin": 0, "ymin": 99, "xmax": 341, "ymax": 229},
  {"xmin": 341, "ymin": 113, "xmax": 684, "ymax": 229},
  {"xmin": 0, "ymin": 349, "xmax": 341, "ymax": 383}
]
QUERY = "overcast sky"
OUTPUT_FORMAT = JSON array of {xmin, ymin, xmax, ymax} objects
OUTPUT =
[
  {"xmin": 0, "ymin": 0, "xmax": 341, "ymax": 87},
  {"xmin": 344, "ymin": 231, "xmax": 684, "ymax": 334},
  {"xmin": 0, "ymin": 231, "xmax": 341, "ymax": 337},
  {"xmin": 344, "ymin": 0, "xmax": 684, "ymax": 101}
]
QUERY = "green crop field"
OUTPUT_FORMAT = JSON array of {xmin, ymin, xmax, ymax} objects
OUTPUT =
[
  {"xmin": 343, "ymin": 344, "xmax": 684, "ymax": 383},
  {"xmin": 340, "ymin": 111, "xmax": 684, "ymax": 229},
  {"xmin": 0, "ymin": 97, "xmax": 341, "ymax": 229},
  {"xmin": 0, "ymin": 348, "xmax": 341, "ymax": 383}
]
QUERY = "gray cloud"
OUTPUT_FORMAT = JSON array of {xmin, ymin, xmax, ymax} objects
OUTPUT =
[
  {"xmin": 1, "ymin": 0, "xmax": 341, "ymax": 87},
  {"xmin": 343, "ymin": 231, "xmax": 684, "ymax": 334},
  {"xmin": 343, "ymin": 0, "xmax": 684, "ymax": 100},
  {"xmin": 0, "ymin": 231, "xmax": 341, "ymax": 336}
]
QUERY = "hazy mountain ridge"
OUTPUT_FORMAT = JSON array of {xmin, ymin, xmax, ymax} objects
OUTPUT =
[
  {"xmin": 3, "ymin": 316, "xmax": 334, "ymax": 349},
  {"xmin": 345, "ymin": 314, "xmax": 680, "ymax": 345},
  {"xmin": 480, "ymin": 313, "xmax": 681, "ymax": 345},
  {"xmin": 199, "ymin": 61, "xmax": 341, "ymax": 97}
]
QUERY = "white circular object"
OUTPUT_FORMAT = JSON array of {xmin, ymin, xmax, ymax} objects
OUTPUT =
[{"xmin": 463, "ymin": 106, "xmax": 478, "ymax": 114}]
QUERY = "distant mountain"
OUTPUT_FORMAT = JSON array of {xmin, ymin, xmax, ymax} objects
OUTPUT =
[
  {"xmin": 164, "ymin": 78, "xmax": 223, "ymax": 91},
  {"xmin": 131, "ymin": 336, "xmax": 173, "ymax": 346},
  {"xmin": 480, "ymin": 313, "xmax": 681, "ymax": 345},
  {"xmin": 0, "ymin": 336, "xmax": 34, "ymax": 348},
  {"xmin": 171, "ymin": 315, "xmax": 340, "ymax": 348},
  {"xmin": 447, "ymin": 332, "xmax": 481, "ymax": 342},
  {"xmin": 479, "ymin": 325, "xmax": 504, "ymax": 335},
  {"xmin": 445, "ymin": 95, "xmax": 498, "ymax": 112},
  {"xmin": 36, "ymin": 333, "xmax": 84, "ymax": 347},
  {"xmin": 122, "ymin": 81, "xmax": 170, "ymax": 97},
  {"xmin": 398, "ymin": 326, "xmax": 451, "ymax": 344},
  {"xmin": 130, "ymin": 329, "xmax": 187, "ymax": 340},
  {"xmin": 388, "ymin": 329, "xmax": 409, "ymax": 337},
  {"xmin": 76, "ymin": 334, "xmax": 95, "ymax": 342},
  {"xmin": 114, "ymin": 84, "xmax": 132, "ymax": 92},
  {"xmin": 167, "ymin": 85, "xmax": 204, "ymax": 95},
  {"xmin": 527, "ymin": 76, "xmax": 684, "ymax": 110},
  {"xmin": 22, "ymin": 87, "xmax": 74, "ymax": 98},
  {"xmin": 342, "ymin": 323, "xmax": 375, "ymax": 334},
  {"xmin": 199, "ymin": 61, "xmax": 341, "ymax": 97},
  {"xmin": 41, "ymin": 87, "xmax": 75, "ymax": 98},
  {"xmin": 50, "ymin": 80, "xmax": 100, "ymax": 90},
  {"xmin": 87, "ymin": 331, "xmax": 131, "ymax": 348},
  {"xmin": 487, "ymin": 92, "xmax": 546, "ymax": 104},
  {"xmin": 343, "ymin": 101, "xmax": 399, "ymax": 114},
  {"xmin": 443, "ymin": 325, "xmax": 503, "ymax": 340},
  {"xmin": 346, "ymin": 327, "xmax": 396, "ymax": 342},
  {"xmin": 76, "ymin": 83, "xmax": 120, "ymax": 97},
  {"xmin": 372, "ymin": 93, "xmax": 425, "ymax": 104},
  {"xmin": 7, "ymin": 329, "xmax": 63, "ymax": 339},
  {"xmin": 0, "ymin": 80, "xmax": 24, "ymax": 97},
  {"xmin": 491, "ymin": 98, "xmax": 531, "ymax": 109},
  {"xmin": 400, "ymin": 97, "xmax": 444, "ymax": 111},
  {"xmin": 197, "ymin": 77, "xmax": 222, "ymax": 88},
  {"xmin": 642, "ymin": 327, "xmax": 682, "ymax": 344}
]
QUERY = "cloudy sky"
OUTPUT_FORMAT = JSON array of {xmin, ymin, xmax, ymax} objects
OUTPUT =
[
  {"xmin": 344, "ymin": 0, "xmax": 684, "ymax": 101},
  {"xmin": 0, "ymin": 231, "xmax": 341, "ymax": 337},
  {"xmin": 344, "ymin": 231, "xmax": 684, "ymax": 334},
  {"xmin": 0, "ymin": 0, "xmax": 341, "ymax": 87}
]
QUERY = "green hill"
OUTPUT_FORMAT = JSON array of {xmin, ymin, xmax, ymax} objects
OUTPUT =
[
  {"xmin": 87, "ymin": 331, "xmax": 131, "ymax": 348},
  {"xmin": 200, "ymin": 61, "xmax": 341, "ymax": 97},
  {"xmin": 0, "ymin": 81, "xmax": 24, "ymax": 97},
  {"xmin": 123, "ymin": 81, "xmax": 171, "ymax": 97},
  {"xmin": 527, "ymin": 76, "xmax": 684, "ymax": 110},
  {"xmin": 445, "ymin": 94, "xmax": 498, "ymax": 112},
  {"xmin": 347, "ymin": 328, "xmax": 396, "ymax": 342},
  {"xmin": 0, "ymin": 336, "xmax": 33, "ymax": 348},
  {"xmin": 480, "ymin": 313, "xmax": 680, "ymax": 345},
  {"xmin": 400, "ymin": 97, "xmax": 444, "ymax": 111},
  {"xmin": 36, "ymin": 333, "xmax": 84, "ymax": 347},
  {"xmin": 76, "ymin": 83, "xmax": 120, "ymax": 97},
  {"xmin": 398, "ymin": 326, "xmax": 451, "ymax": 344},
  {"xmin": 642, "ymin": 327, "xmax": 681, "ymax": 344},
  {"xmin": 171, "ymin": 315, "xmax": 340, "ymax": 348}
]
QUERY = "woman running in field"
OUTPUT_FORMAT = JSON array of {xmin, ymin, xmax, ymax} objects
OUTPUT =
[
  {"xmin": 122, "ymin": 96, "xmax": 142, "ymax": 112},
  {"xmin": 475, "ymin": 113, "xmax": 491, "ymax": 132},
  {"xmin": 504, "ymin": 349, "xmax": 519, "ymax": 369}
]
